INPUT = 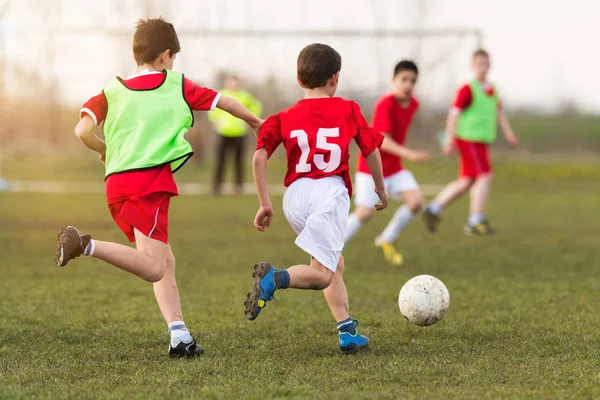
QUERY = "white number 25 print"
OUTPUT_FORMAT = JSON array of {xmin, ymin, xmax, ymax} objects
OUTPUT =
[{"xmin": 290, "ymin": 128, "xmax": 342, "ymax": 173}]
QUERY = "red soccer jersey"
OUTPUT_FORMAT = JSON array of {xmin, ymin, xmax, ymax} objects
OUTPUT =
[
  {"xmin": 256, "ymin": 97, "xmax": 383, "ymax": 197},
  {"xmin": 80, "ymin": 70, "xmax": 220, "ymax": 202},
  {"xmin": 356, "ymin": 95, "xmax": 419, "ymax": 177}
]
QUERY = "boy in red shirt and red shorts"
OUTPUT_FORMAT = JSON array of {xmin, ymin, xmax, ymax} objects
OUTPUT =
[
  {"xmin": 53, "ymin": 18, "xmax": 262, "ymax": 357},
  {"xmin": 244, "ymin": 43, "xmax": 387, "ymax": 354},
  {"xmin": 423, "ymin": 49, "xmax": 518, "ymax": 235}
]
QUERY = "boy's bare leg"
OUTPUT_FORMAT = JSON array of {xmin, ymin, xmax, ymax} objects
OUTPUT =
[
  {"xmin": 423, "ymin": 178, "xmax": 473, "ymax": 233},
  {"xmin": 344, "ymin": 206, "xmax": 374, "ymax": 243},
  {"xmin": 153, "ymin": 245, "xmax": 183, "ymax": 324},
  {"xmin": 286, "ymin": 258, "xmax": 334, "ymax": 290},
  {"xmin": 92, "ymin": 229, "xmax": 169, "ymax": 282},
  {"xmin": 469, "ymin": 173, "xmax": 493, "ymax": 218},
  {"xmin": 432, "ymin": 178, "xmax": 473, "ymax": 209},
  {"xmin": 322, "ymin": 256, "xmax": 349, "ymax": 322}
]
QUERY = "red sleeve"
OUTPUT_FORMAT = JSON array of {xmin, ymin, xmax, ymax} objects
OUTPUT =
[
  {"xmin": 371, "ymin": 97, "xmax": 394, "ymax": 134},
  {"xmin": 183, "ymin": 78, "xmax": 220, "ymax": 111},
  {"xmin": 80, "ymin": 92, "xmax": 108, "ymax": 126},
  {"xmin": 453, "ymin": 84, "xmax": 472, "ymax": 111},
  {"xmin": 256, "ymin": 114, "xmax": 282, "ymax": 157},
  {"xmin": 351, "ymin": 102, "xmax": 384, "ymax": 157}
]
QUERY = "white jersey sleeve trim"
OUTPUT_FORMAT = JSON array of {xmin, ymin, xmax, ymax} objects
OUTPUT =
[
  {"xmin": 80, "ymin": 108, "xmax": 98, "ymax": 127},
  {"xmin": 210, "ymin": 93, "xmax": 222, "ymax": 111}
]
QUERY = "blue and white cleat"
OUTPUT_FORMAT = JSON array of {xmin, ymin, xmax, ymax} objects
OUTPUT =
[
  {"xmin": 244, "ymin": 261, "xmax": 277, "ymax": 320},
  {"xmin": 339, "ymin": 320, "xmax": 370, "ymax": 354}
]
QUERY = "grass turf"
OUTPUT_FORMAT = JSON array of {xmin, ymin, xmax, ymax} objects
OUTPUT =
[{"xmin": 1, "ymin": 159, "xmax": 599, "ymax": 399}]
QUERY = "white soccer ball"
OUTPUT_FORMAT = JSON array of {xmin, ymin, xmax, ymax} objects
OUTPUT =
[{"xmin": 399, "ymin": 275, "xmax": 450, "ymax": 326}]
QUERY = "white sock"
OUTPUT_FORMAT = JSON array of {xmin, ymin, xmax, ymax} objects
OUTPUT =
[
  {"xmin": 428, "ymin": 202, "xmax": 442, "ymax": 215},
  {"xmin": 379, "ymin": 205, "xmax": 416, "ymax": 243},
  {"xmin": 344, "ymin": 213, "xmax": 362, "ymax": 243},
  {"xmin": 83, "ymin": 239, "xmax": 95, "ymax": 256},
  {"xmin": 468, "ymin": 214, "xmax": 484, "ymax": 226},
  {"xmin": 168, "ymin": 320, "xmax": 192, "ymax": 345}
]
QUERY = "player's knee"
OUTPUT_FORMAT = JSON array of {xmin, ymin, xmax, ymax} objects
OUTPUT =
[
  {"xmin": 355, "ymin": 207, "xmax": 374, "ymax": 223},
  {"xmin": 142, "ymin": 260, "xmax": 166, "ymax": 282},
  {"xmin": 460, "ymin": 177, "xmax": 475, "ymax": 190},
  {"xmin": 406, "ymin": 193, "xmax": 424, "ymax": 213},
  {"xmin": 316, "ymin": 270, "xmax": 334, "ymax": 289}
]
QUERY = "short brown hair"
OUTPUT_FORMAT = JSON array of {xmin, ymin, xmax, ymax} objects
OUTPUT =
[
  {"xmin": 133, "ymin": 18, "xmax": 181, "ymax": 65},
  {"xmin": 297, "ymin": 43, "xmax": 342, "ymax": 89},
  {"xmin": 473, "ymin": 48, "xmax": 489, "ymax": 59}
]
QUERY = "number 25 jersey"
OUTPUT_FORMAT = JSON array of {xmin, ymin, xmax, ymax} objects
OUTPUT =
[{"xmin": 256, "ymin": 97, "xmax": 383, "ymax": 197}]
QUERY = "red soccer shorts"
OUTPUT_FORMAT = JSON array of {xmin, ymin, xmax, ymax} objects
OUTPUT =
[
  {"xmin": 108, "ymin": 191, "xmax": 172, "ymax": 243},
  {"xmin": 455, "ymin": 138, "xmax": 492, "ymax": 178}
]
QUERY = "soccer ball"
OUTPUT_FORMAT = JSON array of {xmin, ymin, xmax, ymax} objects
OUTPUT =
[{"xmin": 398, "ymin": 275, "xmax": 450, "ymax": 326}]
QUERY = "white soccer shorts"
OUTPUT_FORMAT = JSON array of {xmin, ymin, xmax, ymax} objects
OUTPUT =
[
  {"xmin": 283, "ymin": 176, "xmax": 350, "ymax": 272},
  {"xmin": 354, "ymin": 170, "xmax": 420, "ymax": 208}
]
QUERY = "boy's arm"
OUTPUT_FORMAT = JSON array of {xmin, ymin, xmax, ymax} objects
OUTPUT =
[
  {"xmin": 252, "ymin": 148, "xmax": 274, "ymax": 231},
  {"xmin": 381, "ymin": 135, "xmax": 430, "ymax": 162},
  {"xmin": 498, "ymin": 109, "xmax": 518, "ymax": 147},
  {"xmin": 442, "ymin": 111, "xmax": 459, "ymax": 156},
  {"xmin": 217, "ymin": 96, "xmax": 263, "ymax": 136},
  {"xmin": 365, "ymin": 149, "xmax": 388, "ymax": 211},
  {"xmin": 75, "ymin": 115, "xmax": 106, "ymax": 162}
]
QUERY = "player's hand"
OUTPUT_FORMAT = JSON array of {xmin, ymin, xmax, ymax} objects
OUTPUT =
[
  {"xmin": 505, "ymin": 131, "xmax": 519, "ymax": 148},
  {"xmin": 254, "ymin": 204, "xmax": 274, "ymax": 232},
  {"xmin": 442, "ymin": 140, "xmax": 454, "ymax": 156},
  {"xmin": 374, "ymin": 187, "xmax": 388, "ymax": 211},
  {"xmin": 99, "ymin": 151, "xmax": 106, "ymax": 164},
  {"xmin": 407, "ymin": 150, "xmax": 431, "ymax": 163}
]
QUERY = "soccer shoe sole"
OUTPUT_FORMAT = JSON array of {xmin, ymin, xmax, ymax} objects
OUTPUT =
[
  {"xmin": 463, "ymin": 224, "xmax": 497, "ymax": 236},
  {"xmin": 244, "ymin": 261, "xmax": 272, "ymax": 321},
  {"xmin": 169, "ymin": 339, "xmax": 205, "ymax": 358},
  {"xmin": 54, "ymin": 225, "xmax": 85, "ymax": 267},
  {"xmin": 340, "ymin": 342, "xmax": 369, "ymax": 355}
]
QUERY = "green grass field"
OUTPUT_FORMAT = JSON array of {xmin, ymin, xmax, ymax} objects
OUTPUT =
[{"xmin": 1, "ymin": 159, "xmax": 600, "ymax": 399}]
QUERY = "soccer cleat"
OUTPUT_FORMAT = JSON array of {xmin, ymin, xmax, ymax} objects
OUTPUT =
[
  {"xmin": 464, "ymin": 220, "xmax": 497, "ymax": 236},
  {"xmin": 54, "ymin": 225, "xmax": 91, "ymax": 267},
  {"xmin": 375, "ymin": 238, "xmax": 403, "ymax": 266},
  {"xmin": 422, "ymin": 208, "xmax": 441, "ymax": 233},
  {"xmin": 244, "ymin": 261, "xmax": 277, "ymax": 321},
  {"xmin": 169, "ymin": 338, "xmax": 204, "ymax": 358},
  {"xmin": 339, "ymin": 320, "xmax": 370, "ymax": 354}
]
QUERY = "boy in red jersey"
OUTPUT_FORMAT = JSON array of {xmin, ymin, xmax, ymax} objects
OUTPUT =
[
  {"xmin": 345, "ymin": 61, "xmax": 430, "ymax": 265},
  {"xmin": 53, "ymin": 18, "xmax": 262, "ymax": 357},
  {"xmin": 244, "ymin": 43, "xmax": 387, "ymax": 354},
  {"xmin": 423, "ymin": 49, "xmax": 518, "ymax": 235}
]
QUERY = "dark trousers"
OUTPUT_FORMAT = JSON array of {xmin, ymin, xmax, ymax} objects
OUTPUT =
[{"xmin": 213, "ymin": 134, "xmax": 246, "ymax": 195}]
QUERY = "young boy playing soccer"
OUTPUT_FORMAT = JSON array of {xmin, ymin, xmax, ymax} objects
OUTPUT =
[
  {"xmin": 344, "ymin": 61, "xmax": 430, "ymax": 265},
  {"xmin": 244, "ymin": 43, "xmax": 388, "ymax": 353},
  {"xmin": 423, "ymin": 49, "xmax": 518, "ymax": 235},
  {"xmin": 53, "ymin": 18, "xmax": 262, "ymax": 357}
]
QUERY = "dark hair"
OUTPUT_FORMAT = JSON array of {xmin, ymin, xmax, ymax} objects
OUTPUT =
[
  {"xmin": 133, "ymin": 17, "xmax": 181, "ymax": 65},
  {"xmin": 394, "ymin": 60, "xmax": 418, "ymax": 77},
  {"xmin": 473, "ymin": 48, "xmax": 490, "ymax": 59},
  {"xmin": 297, "ymin": 43, "xmax": 342, "ymax": 89}
]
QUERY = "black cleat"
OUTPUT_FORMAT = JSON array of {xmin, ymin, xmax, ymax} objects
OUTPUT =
[
  {"xmin": 422, "ymin": 208, "xmax": 441, "ymax": 233},
  {"xmin": 464, "ymin": 220, "xmax": 497, "ymax": 236},
  {"xmin": 169, "ymin": 338, "xmax": 204, "ymax": 358}
]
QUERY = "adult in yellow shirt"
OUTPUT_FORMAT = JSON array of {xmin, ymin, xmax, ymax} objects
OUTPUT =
[{"xmin": 209, "ymin": 75, "xmax": 263, "ymax": 195}]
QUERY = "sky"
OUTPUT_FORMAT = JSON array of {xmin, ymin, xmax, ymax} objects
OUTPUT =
[{"xmin": 1, "ymin": 0, "xmax": 599, "ymax": 113}]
